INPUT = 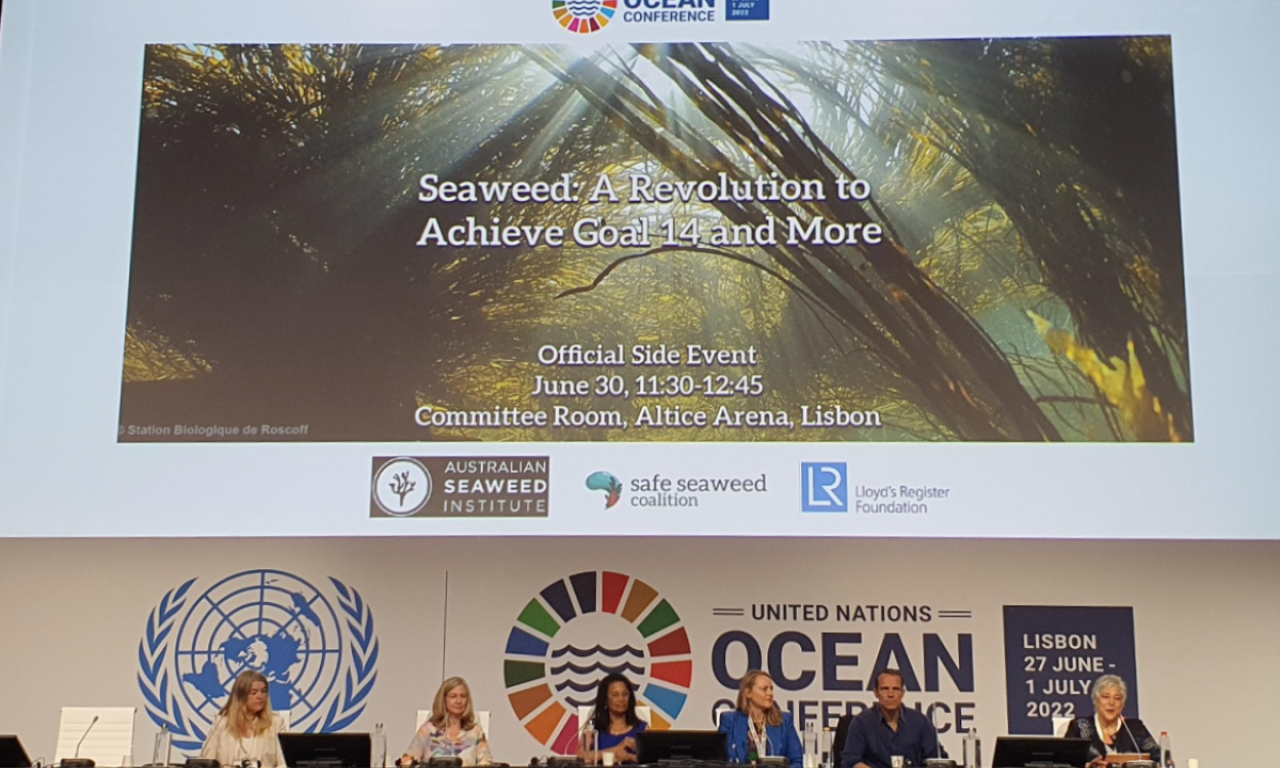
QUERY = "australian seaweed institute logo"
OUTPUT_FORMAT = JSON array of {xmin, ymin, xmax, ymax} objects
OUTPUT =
[
  {"xmin": 504, "ymin": 571, "xmax": 692, "ymax": 752},
  {"xmin": 371, "ymin": 456, "xmax": 550, "ymax": 518},
  {"xmin": 553, "ymin": 0, "xmax": 618, "ymax": 33}
]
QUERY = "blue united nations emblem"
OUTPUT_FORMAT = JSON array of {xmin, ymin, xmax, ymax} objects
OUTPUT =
[{"xmin": 138, "ymin": 570, "xmax": 379, "ymax": 751}]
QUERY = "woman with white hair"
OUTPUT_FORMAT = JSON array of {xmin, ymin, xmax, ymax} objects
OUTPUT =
[{"xmin": 1064, "ymin": 674, "xmax": 1160, "ymax": 767}]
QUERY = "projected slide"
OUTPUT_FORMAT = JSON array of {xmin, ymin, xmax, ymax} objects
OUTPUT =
[{"xmin": 118, "ymin": 38, "xmax": 1191, "ymax": 445}]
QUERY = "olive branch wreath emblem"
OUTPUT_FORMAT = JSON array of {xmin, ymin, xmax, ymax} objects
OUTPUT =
[{"xmin": 137, "ymin": 575, "xmax": 378, "ymax": 752}]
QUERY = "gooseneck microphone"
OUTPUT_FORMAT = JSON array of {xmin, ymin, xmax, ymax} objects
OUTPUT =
[
  {"xmin": 1119, "ymin": 716, "xmax": 1141, "ymax": 755},
  {"xmin": 76, "ymin": 716, "xmax": 99, "ymax": 759},
  {"xmin": 60, "ymin": 715, "xmax": 99, "ymax": 768},
  {"xmin": 925, "ymin": 708, "xmax": 954, "ymax": 768}
]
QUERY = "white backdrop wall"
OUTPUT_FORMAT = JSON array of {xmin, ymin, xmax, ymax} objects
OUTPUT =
[{"xmin": 1, "ymin": 537, "xmax": 1276, "ymax": 767}]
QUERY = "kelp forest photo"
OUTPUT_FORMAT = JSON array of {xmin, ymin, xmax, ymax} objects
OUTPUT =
[{"xmin": 119, "ymin": 38, "xmax": 1191, "ymax": 443}]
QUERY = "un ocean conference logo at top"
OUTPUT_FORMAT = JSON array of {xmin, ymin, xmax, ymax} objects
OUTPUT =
[
  {"xmin": 554, "ymin": 0, "xmax": 731, "ymax": 32},
  {"xmin": 504, "ymin": 571, "xmax": 692, "ymax": 752},
  {"xmin": 553, "ymin": 0, "xmax": 617, "ymax": 33},
  {"xmin": 138, "ymin": 570, "xmax": 379, "ymax": 751}
]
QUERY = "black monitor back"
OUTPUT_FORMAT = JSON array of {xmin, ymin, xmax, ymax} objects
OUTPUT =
[
  {"xmin": 279, "ymin": 733, "xmax": 371, "ymax": 768},
  {"xmin": 992, "ymin": 737, "xmax": 1092, "ymax": 768},
  {"xmin": 0, "ymin": 737, "xmax": 32, "ymax": 768},
  {"xmin": 636, "ymin": 730, "xmax": 727, "ymax": 764}
]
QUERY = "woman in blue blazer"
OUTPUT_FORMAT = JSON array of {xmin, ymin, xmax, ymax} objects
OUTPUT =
[{"xmin": 718, "ymin": 670, "xmax": 803, "ymax": 768}]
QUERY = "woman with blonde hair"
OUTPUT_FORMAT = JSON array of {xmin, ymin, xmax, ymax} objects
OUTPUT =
[
  {"xmin": 718, "ymin": 670, "xmax": 802, "ymax": 767},
  {"xmin": 200, "ymin": 670, "xmax": 286, "ymax": 767},
  {"xmin": 401, "ymin": 677, "xmax": 492, "ymax": 766}
]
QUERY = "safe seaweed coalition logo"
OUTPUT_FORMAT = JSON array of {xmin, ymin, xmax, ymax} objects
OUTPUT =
[
  {"xmin": 504, "ymin": 571, "xmax": 692, "ymax": 752},
  {"xmin": 553, "ymin": 0, "xmax": 617, "ymax": 33},
  {"xmin": 138, "ymin": 570, "xmax": 378, "ymax": 751},
  {"xmin": 585, "ymin": 471, "xmax": 623, "ymax": 508}
]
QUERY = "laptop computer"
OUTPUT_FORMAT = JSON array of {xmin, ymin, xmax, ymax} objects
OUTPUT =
[{"xmin": 0, "ymin": 736, "xmax": 33, "ymax": 768}]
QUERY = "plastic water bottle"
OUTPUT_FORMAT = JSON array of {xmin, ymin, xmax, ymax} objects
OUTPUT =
[
  {"xmin": 821, "ymin": 727, "xmax": 833, "ymax": 768},
  {"xmin": 581, "ymin": 722, "xmax": 599, "ymax": 767},
  {"xmin": 803, "ymin": 722, "xmax": 819, "ymax": 768},
  {"xmin": 1159, "ymin": 732, "xmax": 1173, "ymax": 768},
  {"xmin": 150, "ymin": 725, "xmax": 171, "ymax": 766},
  {"xmin": 375, "ymin": 723, "xmax": 388, "ymax": 768},
  {"xmin": 962, "ymin": 728, "xmax": 980, "ymax": 768}
]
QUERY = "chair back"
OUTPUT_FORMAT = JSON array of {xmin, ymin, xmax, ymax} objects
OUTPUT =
[
  {"xmin": 55, "ymin": 707, "xmax": 136, "ymax": 766},
  {"xmin": 832, "ymin": 713, "xmax": 854, "ymax": 767}
]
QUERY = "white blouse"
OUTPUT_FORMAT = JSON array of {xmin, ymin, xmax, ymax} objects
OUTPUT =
[{"xmin": 200, "ymin": 713, "xmax": 287, "ymax": 768}]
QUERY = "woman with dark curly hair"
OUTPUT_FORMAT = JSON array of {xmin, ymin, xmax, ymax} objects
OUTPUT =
[{"xmin": 578, "ymin": 674, "xmax": 647, "ymax": 764}]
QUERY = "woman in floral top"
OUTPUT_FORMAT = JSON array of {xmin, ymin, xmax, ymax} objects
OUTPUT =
[{"xmin": 402, "ymin": 677, "xmax": 493, "ymax": 766}]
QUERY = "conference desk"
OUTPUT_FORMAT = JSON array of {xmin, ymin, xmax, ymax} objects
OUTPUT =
[{"xmin": 28, "ymin": 763, "xmax": 1096, "ymax": 768}]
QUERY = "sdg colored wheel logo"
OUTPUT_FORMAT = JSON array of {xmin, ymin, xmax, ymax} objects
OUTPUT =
[
  {"xmin": 553, "ymin": 0, "xmax": 617, "ymax": 33},
  {"xmin": 138, "ymin": 569, "xmax": 379, "ymax": 751},
  {"xmin": 504, "ymin": 571, "xmax": 693, "ymax": 753}
]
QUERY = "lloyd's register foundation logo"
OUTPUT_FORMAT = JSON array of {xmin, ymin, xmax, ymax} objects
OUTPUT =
[
  {"xmin": 801, "ymin": 462, "xmax": 848, "ymax": 512},
  {"xmin": 371, "ymin": 456, "xmax": 550, "ymax": 518},
  {"xmin": 138, "ymin": 570, "xmax": 378, "ymax": 751},
  {"xmin": 801, "ymin": 462, "xmax": 953, "ymax": 515},
  {"xmin": 504, "ymin": 571, "xmax": 692, "ymax": 752}
]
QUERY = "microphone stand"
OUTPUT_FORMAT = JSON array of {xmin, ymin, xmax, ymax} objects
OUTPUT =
[
  {"xmin": 1119, "ymin": 717, "xmax": 1142, "ymax": 757},
  {"xmin": 62, "ymin": 716, "xmax": 99, "ymax": 768},
  {"xmin": 925, "ymin": 707, "xmax": 954, "ymax": 768}
]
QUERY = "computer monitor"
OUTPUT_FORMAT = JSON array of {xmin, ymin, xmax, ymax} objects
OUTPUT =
[
  {"xmin": 0, "ymin": 737, "xmax": 32, "ymax": 768},
  {"xmin": 278, "ymin": 733, "xmax": 371, "ymax": 768},
  {"xmin": 636, "ymin": 730, "xmax": 728, "ymax": 763},
  {"xmin": 992, "ymin": 737, "xmax": 1092, "ymax": 768}
]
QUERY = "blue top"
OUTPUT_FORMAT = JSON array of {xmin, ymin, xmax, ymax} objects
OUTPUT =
[
  {"xmin": 599, "ymin": 721, "xmax": 647, "ymax": 752},
  {"xmin": 840, "ymin": 706, "xmax": 945, "ymax": 768},
  {"xmin": 719, "ymin": 710, "xmax": 804, "ymax": 768}
]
